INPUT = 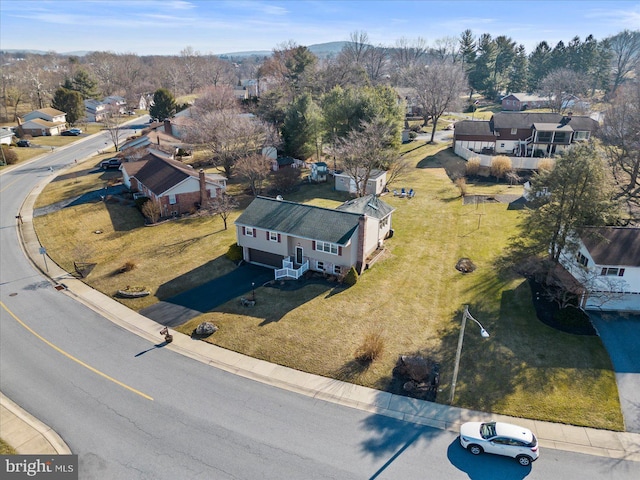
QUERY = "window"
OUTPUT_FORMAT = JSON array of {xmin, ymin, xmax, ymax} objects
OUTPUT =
[
  {"xmin": 537, "ymin": 131, "xmax": 552, "ymax": 143},
  {"xmin": 511, "ymin": 128, "xmax": 517, "ymax": 135},
  {"xmin": 316, "ymin": 261, "xmax": 324, "ymax": 271},
  {"xmin": 601, "ymin": 267, "xmax": 622, "ymax": 276},
  {"xmin": 576, "ymin": 252, "xmax": 588, "ymax": 267},
  {"xmin": 500, "ymin": 143, "xmax": 505, "ymax": 148},
  {"xmin": 168, "ymin": 194, "xmax": 177, "ymax": 205},
  {"xmin": 333, "ymin": 265, "xmax": 341, "ymax": 275},
  {"xmin": 244, "ymin": 227, "xmax": 254, "ymax": 237},
  {"xmin": 269, "ymin": 232, "xmax": 278, "ymax": 242},
  {"xmin": 553, "ymin": 131, "xmax": 568, "ymax": 143},
  {"xmin": 574, "ymin": 131, "xmax": 589, "ymax": 141},
  {"xmin": 315, "ymin": 241, "xmax": 338, "ymax": 255}
]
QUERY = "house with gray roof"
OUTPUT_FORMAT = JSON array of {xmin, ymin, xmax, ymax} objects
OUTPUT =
[
  {"xmin": 235, "ymin": 194, "xmax": 395, "ymax": 278},
  {"xmin": 121, "ymin": 153, "xmax": 226, "ymax": 218},
  {"xmin": 559, "ymin": 227, "xmax": 640, "ymax": 312},
  {"xmin": 19, "ymin": 108, "xmax": 67, "ymax": 137},
  {"xmin": 454, "ymin": 112, "xmax": 598, "ymax": 159}
]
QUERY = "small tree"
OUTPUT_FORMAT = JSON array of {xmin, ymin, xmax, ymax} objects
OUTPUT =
[
  {"xmin": 141, "ymin": 199, "xmax": 161, "ymax": 223},
  {"xmin": 1, "ymin": 145, "xmax": 18, "ymax": 165},
  {"xmin": 206, "ymin": 193, "xmax": 238, "ymax": 230},
  {"xmin": 272, "ymin": 167, "xmax": 301, "ymax": 193},
  {"xmin": 490, "ymin": 155, "xmax": 512, "ymax": 180},
  {"xmin": 234, "ymin": 154, "xmax": 272, "ymax": 196},
  {"xmin": 454, "ymin": 177, "xmax": 468, "ymax": 196}
]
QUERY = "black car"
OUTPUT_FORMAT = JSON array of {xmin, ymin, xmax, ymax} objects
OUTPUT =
[
  {"xmin": 100, "ymin": 158, "xmax": 122, "ymax": 169},
  {"xmin": 61, "ymin": 130, "xmax": 80, "ymax": 136},
  {"xmin": 17, "ymin": 140, "xmax": 31, "ymax": 147}
]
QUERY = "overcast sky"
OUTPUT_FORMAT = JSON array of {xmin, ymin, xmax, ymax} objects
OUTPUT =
[{"xmin": 1, "ymin": 0, "xmax": 638, "ymax": 56}]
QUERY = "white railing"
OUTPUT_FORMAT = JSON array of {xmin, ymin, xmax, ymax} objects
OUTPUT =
[
  {"xmin": 454, "ymin": 144, "xmax": 547, "ymax": 170},
  {"xmin": 275, "ymin": 257, "xmax": 309, "ymax": 280}
]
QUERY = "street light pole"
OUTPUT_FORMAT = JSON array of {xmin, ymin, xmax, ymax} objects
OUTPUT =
[{"xmin": 449, "ymin": 305, "xmax": 490, "ymax": 404}]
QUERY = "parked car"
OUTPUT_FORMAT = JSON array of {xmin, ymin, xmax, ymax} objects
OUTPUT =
[
  {"xmin": 69, "ymin": 128, "xmax": 82, "ymax": 135},
  {"xmin": 61, "ymin": 129, "xmax": 81, "ymax": 136},
  {"xmin": 17, "ymin": 140, "xmax": 31, "ymax": 147},
  {"xmin": 459, "ymin": 421, "xmax": 539, "ymax": 466},
  {"xmin": 100, "ymin": 157, "xmax": 122, "ymax": 169}
]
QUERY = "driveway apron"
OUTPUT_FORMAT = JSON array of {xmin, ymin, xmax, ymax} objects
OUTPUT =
[
  {"xmin": 589, "ymin": 312, "xmax": 640, "ymax": 433},
  {"xmin": 140, "ymin": 264, "xmax": 273, "ymax": 327}
]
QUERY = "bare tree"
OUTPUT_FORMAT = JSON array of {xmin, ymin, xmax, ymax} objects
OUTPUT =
[
  {"xmin": 141, "ymin": 199, "xmax": 161, "ymax": 223},
  {"xmin": 180, "ymin": 46, "xmax": 202, "ymax": 94},
  {"xmin": 205, "ymin": 193, "xmax": 239, "ymax": 230},
  {"xmin": 335, "ymin": 117, "xmax": 399, "ymax": 197},
  {"xmin": 193, "ymin": 85, "xmax": 237, "ymax": 112},
  {"xmin": 409, "ymin": 61, "xmax": 467, "ymax": 142},
  {"xmin": 600, "ymin": 82, "xmax": 640, "ymax": 223},
  {"xmin": 102, "ymin": 105, "xmax": 126, "ymax": 152},
  {"xmin": 235, "ymin": 154, "xmax": 272, "ymax": 196},
  {"xmin": 391, "ymin": 37, "xmax": 428, "ymax": 82},
  {"xmin": 343, "ymin": 31, "xmax": 371, "ymax": 66},
  {"xmin": 607, "ymin": 30, "xmax": 640, "ymax": 95},
  {"xmin": 183, "ymin": 108, "xmax": 272, "ymax": 178},
  {"xmin": 539, "ymin": 68, "xmax": 589, "ymax": 113}
]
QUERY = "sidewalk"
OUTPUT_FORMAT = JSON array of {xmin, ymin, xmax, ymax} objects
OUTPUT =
[{"xmin": 4, "ymin": 171, "xmax": 640, "ymax": 462}]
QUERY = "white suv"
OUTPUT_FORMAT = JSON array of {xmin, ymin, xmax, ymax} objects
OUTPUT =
[{"xmin": 460, "ymin": 421, "xmax": 539, "ymax": 466}]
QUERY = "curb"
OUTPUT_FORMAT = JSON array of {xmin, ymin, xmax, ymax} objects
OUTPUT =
[{"xmin": 0, "ymin": 392, "xmax": 72, "ymax": 455}]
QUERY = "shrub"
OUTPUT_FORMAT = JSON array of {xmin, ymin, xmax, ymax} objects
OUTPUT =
[
  {"xmin": 490, "ymin": 155, "xmax": 512, "ymax": 180},
  {"xmin": 141, "ymin": 199, "xmax": 161, "ymax": 223},
  {"xmin": 272, "ymin": 167, "xmax": 301, "ymax": 193},
  {"xmin": 1, "ymin": 145, "xmax": 18, "ymax": 165},
  {"xmin": 134, "ymin": 196, "xmax": 150, "ymax": 209},
  {"xmin": 226, "ymin": 243, "xmax": 243, "ymax": 262},
  {"xmin": 355, "ymin": 331, "xmax": 385, "ymax": 363},
  {"xmin": 537, "ymin": 157, "xmax": 555, "ymax": 172},
  {"xmin": 119, "ymin": 260, "xmax": 137, "ymax": 273},
  {"xmin": 408, "ymin": 131, "xmax": 417, "ymax": 140},
  {"xmin": 466, "ymin": 157, "xmax": 481, "ymax": 176},
  {"xmin": 343, "ymin": 266, "xmax": 358, "ymax": 286},
  {"xmin": 454, "ymin": 177, "xmax": 468, "ymax": 197}
]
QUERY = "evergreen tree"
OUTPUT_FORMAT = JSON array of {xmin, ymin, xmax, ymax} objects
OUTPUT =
[
  {"xmin": 149, "ymin": 88, "xmax": 176, "ymax": 120},
  {"xmin": 459, "ymin": 29, "xmax": 477, "ymax": 98},
  {"xmin": 51, "ymin": 87, "xmax": 84, "ymax": 124},
  {"xmin": 507, "ymin": 44, "xmax": 528, "ymax": 93},
  {"xmin": 282, "ymin": 93, "xmax": 323, "ymax": 159},
  {"xmin": 66, "ymin": 69, "xmax": 99, "ymax": 99},
  {"xmin": 527, "ymin": 41, "xmax": 552, "ymax": 91},
  {"xmin": 473, "ymin": 34, "xmax": 497, "ymax": 97}
]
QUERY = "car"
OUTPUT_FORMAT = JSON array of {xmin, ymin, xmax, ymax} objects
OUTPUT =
[
  {"xmin": 16, "ymin": 140, "xmax": 31, "ymax": 147},
  {"xmin": 69, "ymin": 128, "xmax": 82, "ymax": 135},
  {"xmin": 61, "ymin": 130, "xmax": 81, "ymax": 136},
  {"xmin": 100, "ymin": 158, "xmax": 122, "ymax": 169},
  {"xmin": 459, "ymin": 421, "xmax": 539, "ymax": 466}
]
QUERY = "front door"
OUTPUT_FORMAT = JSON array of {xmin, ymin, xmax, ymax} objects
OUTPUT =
[{"xmin": 295, "ymin": 246, "xmax": 303, "ymax": 265}]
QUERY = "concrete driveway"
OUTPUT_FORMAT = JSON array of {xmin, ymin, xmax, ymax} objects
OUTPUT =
[
  {"xmin": 589, "ymin": 312, "xmax": 640, "ymax": 433},
  {"xmin": 140, "ymin": 263, "xmax": 273, "ymax": 327}
]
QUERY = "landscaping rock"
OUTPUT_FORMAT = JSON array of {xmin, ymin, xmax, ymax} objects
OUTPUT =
[
  {"xmin": 195, "ymin": 322, "xmax": 218, "ymax": 336},
  {"xmin": 455, "ymin": 257, "xmax": 476, "ymax": 273}
]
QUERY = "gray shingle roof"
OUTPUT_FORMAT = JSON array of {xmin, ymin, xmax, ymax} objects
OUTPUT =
[
  {"xmin": 582, "ymin": 227, "xmax": 640, "ymax": 267},
  {"xmin": 335, "ymin": 194, "xmax": 395, "ymax": 219},
  {"xmin": 452, "ymin": 120, "xmax": 494, "ymax": 136},
  {"xmin": 492, "ymin": 112, "xmax": 597, "ymax": 131},
  {"xmin": 235, "ymin": 197, "xmax": 362, "ymax": 245}
]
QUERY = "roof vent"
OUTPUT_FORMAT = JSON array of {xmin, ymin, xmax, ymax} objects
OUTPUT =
[
  {"xmin": 367, "ymin": 202, "xmax": 378, "ymax": 210},
  {"xmin": 276, "ymin": 195, "xmax": 283, "ymax": 201}
]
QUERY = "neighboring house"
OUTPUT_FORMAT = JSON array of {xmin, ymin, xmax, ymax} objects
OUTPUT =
[
  {"xmin": 272, "ymin": 156, "xmax": 305, "ymax": 172},
  {"xmin": 103, "ymin": 95, "xmax": 127, "ymax": 114},
  {"xmin": 233, "ymin": 86, "xmax": 248, "ymax": 100},
  {"xmin": 559, "ymin": 227, "xmax": 640, "ymax": 312},
  {"xmin": 120, "ymin": 154, "xmax": 226, "ymax": 218},
  {"xmin": 501, "ymin": 93, "xmax": 549, "ymax": 111},
  {"xmin": 453, "ymin": 112, "xmax": 598, "ymax": 158},
  {"xmin": 395, "ymin": 87, "xmax": 418, "ymax": 116},
  {"xmin": 139, "ymin": 93, "xmax": 153, "ymax": 111},
  {"xmin": 120, "ymin": 120, "xmax": 190, "ymax": 156},
  {"xmin": 19, "ymin": 108, "xmax": 67, "ymax": 136},
  {"xmin": 334, "ymin": 169, "xmax": 387, "ymax": 196},
  {"xmin": 84, "ymin": 99, "xmax": 108, "ymax": 122},
  {"xmin": 235, "ymin": 194, "xmax": 395, "ymax": 278},
  {"xmin": 0, "ymin": 127, "xmax": 15, "ymax": 145},
  {"xmin": 309, "ymin": 162, "xmax": 328, "ymax": 182}
]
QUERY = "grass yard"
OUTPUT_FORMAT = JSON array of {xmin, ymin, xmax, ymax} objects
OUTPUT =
[
  {"xmin": 33, "ymin": 141, "xmax": 623, "ymax": 430},
  {"xmin": 0, "ymin": 438, "xmax": 17, "ymax": 455}
]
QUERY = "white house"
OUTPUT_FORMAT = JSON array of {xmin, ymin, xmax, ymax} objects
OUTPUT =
[
  {"xmin": 84, "ymin": 99, "xmax": 108, "ymax": 122},
  {"xmin": 0, "ymin": 127, "xmax": 15, "ymax": 145},
  {"xmin": 560, "ymin": 227, "xmax": 640, "ymax": 312}
]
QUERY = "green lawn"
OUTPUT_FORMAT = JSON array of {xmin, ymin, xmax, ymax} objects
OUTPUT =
[
  {"xmin": 0, "ymin": 438, "xmax": 16, "ymax": 455},
  {"xmin": 33, "ymin": 142, "xmax": 623, "ymax": 430}
]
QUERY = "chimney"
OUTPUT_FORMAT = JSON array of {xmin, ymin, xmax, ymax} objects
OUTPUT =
[
  {"xmin": 355, "ymin": 215, "xmax": 367, "ymax": 274},
  {"xmin": 164, "ymin": 119, "xmax": 172, "ymax": 135},
  {"xmin": 199, "ymin": 169, "xmax": 208, "ymax": 206}
]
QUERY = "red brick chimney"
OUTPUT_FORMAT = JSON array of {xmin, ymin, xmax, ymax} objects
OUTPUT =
[
  {"xmin": 164, "ymin": 119, "xmax": 172, "ymax": 135},
  {"xmin": 199, "ymin": 169, "xmax": 208, "ymax": 206}
]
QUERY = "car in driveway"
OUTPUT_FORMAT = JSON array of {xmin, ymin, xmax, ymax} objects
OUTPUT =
[
  {"xmin": 16, "ymin": 140, "xmax": 31, "ymax": 147},
  {"xmin": 100, "ymin": 157, "xmax": 122, "ymax": 169},
  {"xmin": 459, "ymin": 421, "xmax": 539, "ymax": 466},
  {"xmin": 61, "ymin": 128, "xmax": 82, "ymax": 136}
]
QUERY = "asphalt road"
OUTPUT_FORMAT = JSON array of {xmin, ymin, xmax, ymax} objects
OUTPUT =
[{"xmin": 1, "ymin": 131, "xmax": 639, "ymax": 479}]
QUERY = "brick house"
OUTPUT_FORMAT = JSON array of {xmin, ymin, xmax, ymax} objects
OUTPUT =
[{"xmin": 121, "ymin": 153, "xmax": 226, "ymax": 218}]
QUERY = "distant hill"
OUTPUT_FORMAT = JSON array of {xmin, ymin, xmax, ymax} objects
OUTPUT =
[
  {"xmin": 221, "ymin": 41, "xmax": 350, "ymax": 59},
  {"xmin": 1, "ymin": 49, "xmax": 91, "ymax": 56}
]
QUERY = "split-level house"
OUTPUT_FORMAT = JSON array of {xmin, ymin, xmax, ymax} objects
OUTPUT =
[
  {"xmin": 121, "ymin": 153, "xmax": 226, "ymax": 218},
  {"xmin": 454, "ymin": 112, "xmax": 598, "ymax": 158},
  {"xmin": 559, "ymin": 227, "xmax": 640, "ymax": 312},
  {"xmin": 235, "ymin": 195, "xmax": 395, "ymax": 279},
  {"xmin": 120, "ymin": 119, "xmax": 191, "ymax": 156},
  {"xmin": 19, "ymin": 108, "xmax": 67, "ymax": 136}
]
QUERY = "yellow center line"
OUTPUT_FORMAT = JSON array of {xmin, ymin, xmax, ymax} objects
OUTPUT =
[
  {"xmin": 0, "ymin": 301, "xmax": 153, "ymax": 401},
  {"xmin": 0, "ymin": 176, "xmax": 22, "ymax": 193}
]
